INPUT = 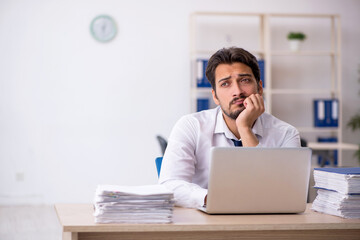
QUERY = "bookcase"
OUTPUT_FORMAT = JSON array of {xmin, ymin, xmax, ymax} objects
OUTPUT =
[{"xmin": 189, "ymin": 12, "xmax": 358, "ymax": 166}]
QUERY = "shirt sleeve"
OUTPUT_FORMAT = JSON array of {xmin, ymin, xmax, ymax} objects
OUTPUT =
[
  {"xmin": 158, "ymin": 115, "xmax": 208, "ymax": 208},
  {"xmin": 256, "ymin": 124, "xmax": 301, "ymax": 148},
  {"xmin": 280, "ymin": 127, "xmax": 301, "ymax": 147},
  {"xmin": 161, "ymin": 180, "xmax": 208, "ymax": 208}
]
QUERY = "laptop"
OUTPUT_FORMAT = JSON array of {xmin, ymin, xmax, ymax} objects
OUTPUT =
[{"xmin": 198, "ymin": 147, "xmax": 311, "ymax": 214}]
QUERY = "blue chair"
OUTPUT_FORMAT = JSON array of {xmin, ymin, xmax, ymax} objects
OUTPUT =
[
  {"xmin": 156, "ymin": 135, "xmax": 167, "ymax": 156},
  {"xmin": 155, "ymin": 157, "xmax": 163, "ymax": 177}
]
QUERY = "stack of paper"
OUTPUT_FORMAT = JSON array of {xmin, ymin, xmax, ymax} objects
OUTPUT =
[
  {"xmin": 94, "ymin": 184, "xmax": 175, "ymax": 223},
  {"xmin": 312, "ymin": 167, "xmax": 360, "ymax": 218}
]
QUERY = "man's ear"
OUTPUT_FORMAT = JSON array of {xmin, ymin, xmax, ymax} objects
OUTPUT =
[
  {"xmin": 257, "ymin": 80, "xmax": 263, "ymax": 95},
  {"xmin": 212, "ymin": 89, "xmax": 219, "ymax": 105}
]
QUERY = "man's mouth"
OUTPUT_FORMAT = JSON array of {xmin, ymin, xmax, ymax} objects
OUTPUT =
[{"xmin": 230, "ymin": 98, "xmax": 245, "ymax": 106}]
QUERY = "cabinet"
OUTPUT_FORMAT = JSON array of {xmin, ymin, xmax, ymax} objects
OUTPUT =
[{"xmin": 190, "ymin": 12, "xmax": 358, "ymax": 166}]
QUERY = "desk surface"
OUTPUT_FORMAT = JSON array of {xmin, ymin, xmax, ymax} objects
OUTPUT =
[
  {"xmin": 308, "ymin": 142, "xmax": 359, "ymax": 150},
  {"xmin": 55, "ymin": 203, "xmax": 360, "ymax": 233}
]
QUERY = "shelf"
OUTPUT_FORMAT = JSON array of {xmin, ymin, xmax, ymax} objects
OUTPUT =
[
  {"xmin": 308, "ymin": 142, "xmax": 359, "ymax": 151},
  {"xmin": 271, "ymin": 51, "xmax": 337, "ymax": 56},
  {"xmin": 193, "ymin": 88, "xmax": 335, "ymax": 95},
  {"xmin": 193, "ymin": 12, "xmax": 339, "ymax": 18},
  {"xmin": 268, "ymin": 13, "xmax": 339, "ymax": 18},
  {"xmin": 191, "ymin": 50, "xmax": 265, "ymax": 57},
  {"xmin": 270, "ymin": 89, "xmax": 336, "ymax": 95},
  {"xmin": 192, "ymin": 88, "xmax": 212, "ymax": 94},
  {"xmin": 297, "ymin": 127, "xmax": 339, "ymax": 133},
  {"xmin": 193, "ymin": 11, "xmax": 265, "ymax": 17},
  {"xmin": 194, "ymin": 88, "xmax": 337, "ymax": 95},
  {"xmin": 191, "ymin": 12, "xmax": 345, "ymax": 165}
]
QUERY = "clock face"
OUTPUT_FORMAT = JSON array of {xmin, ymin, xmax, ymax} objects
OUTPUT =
[{"xmin": 90, "ymin": 15, "xmax": 117, "ymax": 43}]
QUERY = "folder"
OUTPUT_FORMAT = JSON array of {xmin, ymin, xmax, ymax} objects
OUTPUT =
[
  {"xmin": 196, "ymin": 59, "xmax": 265, "ymax": 88},
  {"xmin": 197, "ymin": 98, "xmax": 209, "ymax": 112},
  {"xmin": 312, "ymin": 167, "xmax": 360, "ymax": 218},
  {"xmin": 313, "ymin": 99, "xmax": 338, "ymax": 127},
  {"xmin": 196, "ymin": 59, "xmax": 211, "ymax": 88},
  {"xmin": 317, "ymin": 137, "xmax": 338, "ymax": 166},
  {"xmin": 258, "ymin": 59, "xmax": 265, "ymax": 88}
]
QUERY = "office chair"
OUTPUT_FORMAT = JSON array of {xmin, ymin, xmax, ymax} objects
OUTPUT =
[
  {"xmin": 155, "ymin": 157, "xmax": 163, "ymax": 177},
  {"xmin": 156, "ymin": 135, "xmax": 168, "ymax": 156},
  {"xmin": 301, "ymin": 137, "xmax": 333, "ymax": 167},
  {"xmin": 300, "ymin": 138, "xmax": 307, "ymax": 147}
]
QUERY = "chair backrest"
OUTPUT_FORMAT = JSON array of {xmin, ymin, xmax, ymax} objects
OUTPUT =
[
  {"xmin": 156, "ymin": 135, "xmax": 168, "ymax": 156},
  {"xmin": 155, "ymin": 157, "xmax": 163, "ymax": 177}
]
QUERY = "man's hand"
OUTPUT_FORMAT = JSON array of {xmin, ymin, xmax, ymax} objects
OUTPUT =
[
  {"xmin": 235, "ymin": 93, "xmax": 265, "ymax": 146},
  {"xmin": 236, "ymin": 93, "xmax": 264, "ymax": 129}
]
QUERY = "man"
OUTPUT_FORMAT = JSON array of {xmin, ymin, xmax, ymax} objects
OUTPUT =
[{"xmin": 158, "ymin": 47, "xmax": 300, "ymax": 208}]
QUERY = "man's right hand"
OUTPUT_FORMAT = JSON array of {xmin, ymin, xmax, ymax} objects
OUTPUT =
[
  {"xmin": 235, "ymin": 93, "xmax": 264, "ymax": 147},
  {"xmin": 235, "ymin": 93, "xmax": 264, "ymax": 129}
]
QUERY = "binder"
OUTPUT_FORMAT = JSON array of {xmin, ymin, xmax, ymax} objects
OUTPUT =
[
  {"xmin": 330, "ymin": 99, "xmax": 339, "ymax": 127},
  {"xmin": 196, "ymin": 59, "xmax": 265, "ymax": 88},
  {"xmin": 196, "ymin": 59, "xmax": 211, "ymax": 88},
  {"xmin": 313, "ymin": 99, "xmax": 339, "ymax": 127},
  {"xmin": 314, "ymin": 100, "xmax": 325, "ymax": 127},
  {"xmin": 258, "ymin": 59, "xmax": 265, "ymax": 88},
  {"xmin": 312, "ymin": 167, "xmax": 360, "ymax": 218},
  {"xmin": 197, "ymin": 98, "xmax": 209, "ymax": 112},
  {"xmin": 317, "ymin": 137, "xmax": 338, "ymax": 166},
  {"xmin": 313, "ymin": 167, "xmax": 360, "ymax": 194}
]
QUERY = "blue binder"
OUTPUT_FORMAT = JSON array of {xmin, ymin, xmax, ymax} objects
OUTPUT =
[
  {"xmin": 313, "ymin": 167, "xmax": 360, "ymax": 194},
  {"xmin": 196, "ymin": 59, "xmax": 265, "ymax": 88},
  {"xmin": 313, "ymin": 99, "xmax": 338, "ymax": 127},
  {"xmin": 314, "ymin": 167, "xmax": 360, "ymax": 175},
  {"xmin": 317, "ymin": 137, "xmax": 338, "ymax": 166},
  {"xmin": 258, "ymin": 59, "xmax": 265, "ymax": 88},
  {"xmin": 197, "ymin": 98, "xmax": 209, "ymax": 112},
  {"xmin": 196, "ymin": 59, "xmax": 211, "ymax": 88},
  {"xmin": 329, "ymin": 99, "xmax": 339, "ymax": 127}
]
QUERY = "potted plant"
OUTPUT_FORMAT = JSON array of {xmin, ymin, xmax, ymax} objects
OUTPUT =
[
  {"xmin": 287, "ymin": 32, "xmax": 306, "ymax": 52},
  {"xmin": 347, "ymin": 113, "xmax": 360, "ymax": 164}
]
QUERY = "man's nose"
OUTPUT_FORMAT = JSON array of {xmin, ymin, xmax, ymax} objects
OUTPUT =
[{"xmin": 231, "ymin": 80, "xmax": 244, "ymax": 97}]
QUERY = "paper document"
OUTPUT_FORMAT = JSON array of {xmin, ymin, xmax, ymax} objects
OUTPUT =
[
  {"xmin": 93, "ymin": 184, "xmax": 174, "ymax": 223},
  {"xmin": 312, "ymin": 168, "xmax": 360, "ymax": 218}
]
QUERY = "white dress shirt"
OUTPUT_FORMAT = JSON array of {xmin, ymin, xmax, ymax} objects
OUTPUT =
[{"xmin": 158, "ymin": 106, "xmax": 300, "ymax": 208}]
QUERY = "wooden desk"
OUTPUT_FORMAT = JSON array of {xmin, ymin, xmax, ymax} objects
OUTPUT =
[{"xmin": 55, "ymin": 204, "xmax": 360, "ymax": 240}]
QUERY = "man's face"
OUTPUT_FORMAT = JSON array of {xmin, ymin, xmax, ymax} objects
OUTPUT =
[{"xmin": 212, "ymin": 62, "xmax": 263, "ymax": 120}]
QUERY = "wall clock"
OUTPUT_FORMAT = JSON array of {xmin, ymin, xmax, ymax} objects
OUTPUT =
[{"xmin": 90, "ymin": 15, "xmax": 117, "ymax": 43}]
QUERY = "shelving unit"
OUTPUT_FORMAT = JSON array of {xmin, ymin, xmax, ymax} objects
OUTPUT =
[{"xmin": 189, "ymin": 12, "xmax": 358, "ymax": 166}]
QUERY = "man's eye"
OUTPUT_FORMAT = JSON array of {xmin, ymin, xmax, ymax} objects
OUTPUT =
[
  {"xmin": 220, "ymin": 82, "xmax": 229, "ymax": 87},
  {"xmin": 240, "ymin": 78, "xmax": 251, "ymax": 84}
]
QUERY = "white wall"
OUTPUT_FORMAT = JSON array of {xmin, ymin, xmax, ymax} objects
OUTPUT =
[{"xmin": 1, "ymin": 0, "xmax": 359, "ymax": 204}]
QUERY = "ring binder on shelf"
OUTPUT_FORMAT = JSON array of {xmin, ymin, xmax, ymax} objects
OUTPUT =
[
  {"xmin": 197, "ymin": 98, "xmax": 209, "ymax": 112},
  {"xmin": 313, "ymin": 99, "xmax": 339, "ymax": 127},
  {"xmin": 196, "ymin": 59, "xmax": 211, "ymax": 88}
]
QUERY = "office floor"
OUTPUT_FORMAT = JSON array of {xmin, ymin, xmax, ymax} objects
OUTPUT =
[{"xmin": 0, "ymin": 205, "xmax": 62, "ymax": 240}]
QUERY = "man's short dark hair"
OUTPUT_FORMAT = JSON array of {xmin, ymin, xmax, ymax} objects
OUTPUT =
[{"xmin": 205, "ymin": 47, "xmax": 261, "ymax": 92}]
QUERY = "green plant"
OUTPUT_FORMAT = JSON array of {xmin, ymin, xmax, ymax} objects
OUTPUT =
[
  {"xmin": 347, "ymin": 71, "xmax": 360, "ymax": 163},
  {"xmin": 347, "ymin": 113, "xmax": 360, "ymax": 163},
  {"xmin": 287, "ymin": 32, "xmax": 306, "ymax": 41}
]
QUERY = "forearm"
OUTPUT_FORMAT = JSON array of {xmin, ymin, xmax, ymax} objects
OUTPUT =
[
  {"xmin": 160, "ymin": 180, "xmax": 208, "ymax": 208},
  {"xmin": 238, "ymin": 127, "xmax": 259, "ymax": 147}
]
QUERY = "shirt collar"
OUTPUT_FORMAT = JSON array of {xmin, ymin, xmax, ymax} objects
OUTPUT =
[{"xmin": 214, "ymin": 106, "xmax": 264, "ymax": 139}]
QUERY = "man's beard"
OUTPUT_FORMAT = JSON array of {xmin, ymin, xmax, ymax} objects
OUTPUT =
[
  {"xmin": 221, "ymin": 97, "xmax": 245, "ymax": 120},
  {"xmin": 222, "ymin": 107, "xmax": 243, "ymax": 120}
]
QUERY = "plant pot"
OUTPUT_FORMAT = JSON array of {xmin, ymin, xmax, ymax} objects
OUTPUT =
[{"xmin": 288, "ymin": 39, "xmax": 302, "ymax": 52}]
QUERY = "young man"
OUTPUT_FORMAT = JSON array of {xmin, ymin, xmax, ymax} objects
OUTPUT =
[{"xmin": 158, "ymin": 47, "xmax": 300, "ymax": 208}]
